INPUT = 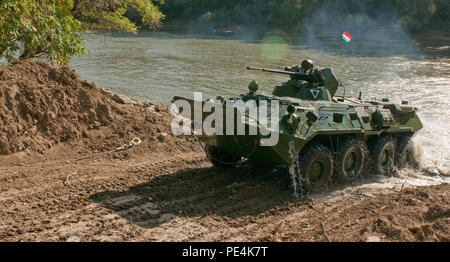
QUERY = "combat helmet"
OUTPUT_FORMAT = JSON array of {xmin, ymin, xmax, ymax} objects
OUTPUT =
[{"xmin": 301, "ymin": 60, "xmax": 314, "ymax": 73}]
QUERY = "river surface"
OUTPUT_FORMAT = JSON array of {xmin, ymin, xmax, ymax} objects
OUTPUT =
[{"xmin": 71, "ymin": 31, "xmax": 450, "ymax": 175}]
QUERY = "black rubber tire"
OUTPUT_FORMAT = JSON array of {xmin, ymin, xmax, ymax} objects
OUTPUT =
[
  {"xmin": 278, "ymin": 167, "xmax": 294, "ymax": 191},
  {"xmin": 395, "ymin": 136, "xmax": 418, "ymax": 169},
  {"xmin": 207, "ymin": 145, "xmax": 241, "ymax": 167},
  {"xmin": 297, "ymin": 144, "xmax": 333, "ymax": 193},
  {"xmin": 370, "ymin": 135, "xmax": 396, "ymax": 176},
  {"xmin": 334, "ymin": 137, "xmax": 366, "ymax": 183}
]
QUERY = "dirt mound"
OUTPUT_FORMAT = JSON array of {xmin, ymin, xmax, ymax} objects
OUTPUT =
[{"xmin": 0, "ymin": 60, "xmax": 198, "ymax": 156}]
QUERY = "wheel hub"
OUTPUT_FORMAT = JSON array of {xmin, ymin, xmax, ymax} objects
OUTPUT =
[
  {"xmin": 309, "ymin": 159, "xmax": 325, "ymax": 184},
  {"xmin": 381, "ymin": 149, "xmax": 391, "ymax": 168},
  {"xmin": 344, "ymin": 151, "xmax": 357, "ymax": 173}
]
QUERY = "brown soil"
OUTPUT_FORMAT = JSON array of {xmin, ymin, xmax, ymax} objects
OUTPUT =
[
  {"xmin": 0, "ymin": 61, "xmax": 448, "ymax": 242},
  {"xmin": 0, "ymin": 60, "xmax": 199, "ymax": 156}
]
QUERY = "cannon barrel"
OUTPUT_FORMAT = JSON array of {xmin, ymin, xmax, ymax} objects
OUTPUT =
[
  {"xmin": 246, "ymin": 66, "xmax": 324, "ymax": 84},
  {"xmin": 246, "ymin": 66, "xmax": 298, "ymax": 76}
]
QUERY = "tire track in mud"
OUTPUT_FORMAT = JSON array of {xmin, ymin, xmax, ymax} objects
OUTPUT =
[
  {"xmin": 0, "ymin": 152, "xmax": 207, "ymax": 200},
  {"xmin": 1, "ymin": 150, "xmax": 448, "ymax": 241},
  {"xmin": 0, "ymin": 152, "xmax": 210, "ymax": 241},
  {"xmin": 3, "ymin": 156, "xmax": 293, "ymax": 241},
  {"xmin": 89, "ymin": 161, "xmax": 295, "ymax": 235},
  {"xmin": 0, "ymin": 151, "xmax": 293, "ymax": 241}
]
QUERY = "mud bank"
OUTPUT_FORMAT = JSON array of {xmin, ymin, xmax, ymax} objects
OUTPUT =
[
  {"xmin": 0, "ymin": 60, "xmax": 200, "ymax": 160},
  {"xmin": 0, "ymin": 61, "xmax": 448, "ymax": 242}
]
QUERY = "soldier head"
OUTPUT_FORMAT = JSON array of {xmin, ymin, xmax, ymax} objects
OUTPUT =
[
  {"xmin": 248, "ymin": 80, "xmax": 259, "ymax": 93},
  {"xmin": 301, "ymin": 60, "xmax": 314, "ymax": 73}
]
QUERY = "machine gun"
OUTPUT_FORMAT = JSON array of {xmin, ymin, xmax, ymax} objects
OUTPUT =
[{"xmin": 246, "ymin": 66, "xmax": 325, "ymax": 86}]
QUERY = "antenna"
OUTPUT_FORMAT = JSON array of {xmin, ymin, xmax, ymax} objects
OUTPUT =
[{"xmin": 338, "ymin": 80, "xmax": 346, "ymax": 102}]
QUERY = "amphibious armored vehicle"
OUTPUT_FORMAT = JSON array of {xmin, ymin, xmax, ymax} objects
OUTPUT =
[{"xmin": 172, "ymin": 61, "xmax": 423, "ymax": 193}]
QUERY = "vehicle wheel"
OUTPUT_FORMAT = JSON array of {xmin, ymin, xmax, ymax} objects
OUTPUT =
[
  {"xmin": 334, "ymin": 137, "xmax": 365, "ymax": 183},
  {"xmin": 206, "ymin": 145, "xmax": 241, "ymax": 167},
  {"xmin": 370, "ymin": 135, "xmax": 395, "ymax": 176},
  {"xmin": 395, "ymin": 136, "xmax": 418, "ymax": 169},
  {"xmin": 297, "ymin": 144, "xmax": 333, "ymax": 193}
]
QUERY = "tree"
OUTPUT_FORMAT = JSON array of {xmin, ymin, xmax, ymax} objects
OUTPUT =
[
  {"xmin": 71, "ymin": 0, "xmax": 165, "ymax": 32},
  {"xmin": 160, "ymin": 0, "xmax": 449, "ymax": 32},
  {"xmin": 0, "ymin": 0, "xmax": 86, "ymax": 65}
]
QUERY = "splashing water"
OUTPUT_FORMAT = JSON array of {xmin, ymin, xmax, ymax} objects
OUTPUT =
[{"xmin": 287, "ymin": 140, "xmax": 305, "ymax": 198}]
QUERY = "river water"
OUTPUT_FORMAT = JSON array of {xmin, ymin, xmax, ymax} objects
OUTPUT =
[{"xmin": 71, "ymin": 31, "xmax": 450, "ymax": 175}]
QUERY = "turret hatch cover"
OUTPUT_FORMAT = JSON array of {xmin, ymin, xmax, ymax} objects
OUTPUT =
[{"xmin": 321, "ymin": 68, "xmax": 339, "ymax": 97}]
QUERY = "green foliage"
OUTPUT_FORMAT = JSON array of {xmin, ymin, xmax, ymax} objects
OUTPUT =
[
  {"xmin": 72, "ymin": 0, "xmax": 165, "ymax": 32},
  {"xmin": 394, "ymin": 0, "xmax": 450, "ymax": 31},
  {"xmin": 161, "ymin": 0, "xmax": 320, "ymax": 25},
  {"xmin": 0, "ymin": 0, "xmax": 86, "ymax": 65},
  {"xmin": 161, "ymin": 0, "xmax": 449, "ymax": 32}
]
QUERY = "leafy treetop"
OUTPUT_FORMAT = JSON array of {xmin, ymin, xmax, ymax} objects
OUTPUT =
[
  {"xmin": 72, "ymin": 0, "xmax": 165, "ymax": 33},
  {"xmin": 0, "ymin": 0, "xmax": 86, "ymax": 65}
]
